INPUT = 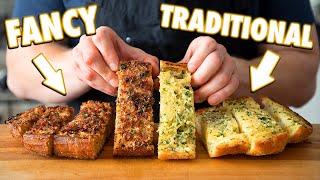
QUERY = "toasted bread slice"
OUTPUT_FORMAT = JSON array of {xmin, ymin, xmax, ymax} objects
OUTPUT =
[
  {"xmin": 54, "ymin": 101, "xmax": 114, "ymax": 159},
  {"xmin": 261, "ymin": 97, "xmax": 313, "ymax": 143},
  {"xmin": 113, "ymin": 61, "xmax": 155, "ymax": 156},
  {"xmin": 223, "ymin": 97, "xmax": 288, "ymax": 156},
  {"xmin": 196, "ymin": 106, "xmax": 249, "ymax": 157},
  {"xmin": 158, "ymin": 61, "xmax": 196, "ymax": 160},
  {"xmin": 23, "ymin": 106, "xmax": 74, "ymax": 156},
  {"xmin": 6, "ymin": 106, "xmax": 46, "ymax": 141}
]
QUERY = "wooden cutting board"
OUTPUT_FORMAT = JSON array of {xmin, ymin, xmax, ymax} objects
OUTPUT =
[{"xmin": 0, "ymin": 124, "xmax": 319, "ymax": 179}]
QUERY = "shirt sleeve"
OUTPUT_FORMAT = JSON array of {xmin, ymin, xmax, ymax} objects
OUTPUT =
[
  {"xmin": 260, "ymin": 0, "xmax": 315, "ymax": 23},
  {"xmin": 12, "ymin": 0, "xmax": 65, "ymax": 18}
]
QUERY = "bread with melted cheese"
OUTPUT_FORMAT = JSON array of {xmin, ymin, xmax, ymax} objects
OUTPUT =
[
  {"xmin": 158, "ymin": 61, "xmax": 196, "ymax": 160},
  {"xmin": 261, "ymin": 97, "xmax": 313, "ymax": 143},
  {"xmin": 196, "ymin": 106, "xmax": 249, "ymax": 157},
  {"xmin": 223, "ymin": 97, "xmax": 288, "ymax": 156},
  {"xmin": 23, "ymin": 106, "xmax": 74, "ymax": 156},
  {"xmin": 113, "ymin": 61, "xmax": 155, "ymax": 156},
  {"xmin": 54, "ymin": 101, "xmax": 114, "ymax": 159},
  {"xmin": 7, "ymin": 106, "xmax": 46, "ymax": 141}
]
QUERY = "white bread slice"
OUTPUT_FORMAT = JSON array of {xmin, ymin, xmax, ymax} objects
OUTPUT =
[
  {"xmin": 223, "ymin": 97, "xmax": 288, "ymax": 156},
  {"xmin": 261, "ymin": 97, "xmax": 313, "ymax": 143},
  {"xmin": 196, "ymin": 106, "xmax": 249, "ymax": 157}
]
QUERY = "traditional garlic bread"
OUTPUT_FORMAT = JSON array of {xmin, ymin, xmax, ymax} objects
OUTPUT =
[
  {"xmin": 261, "ymin": 97, "xmax": 313, "ymax": 143},
  {"xmin": 158, "ymin": 61, "xmax": 196, "ymax": 160},
  {"xmin": 223, "ymin": 97, "xmax": 288, "ymax": 156},
  {"xmin": 23, "ymin": 106, "xmax": 74, "ymax": 156},
  {"xmin": 196, "ymin": 106, "xmax": 249, "ymax": 157},
  {"xmin": 113, "ymin": 61, "xmax": 155, "ymax": 156},
  {"xmin": 54, "ymin": 101, "xmax": 114, "ymax": 159},
  {"xmin": 6, "ymin": 106, "xmax": 46, "ymax": 141}
]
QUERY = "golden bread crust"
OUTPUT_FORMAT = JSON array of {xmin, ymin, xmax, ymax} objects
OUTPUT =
[
  {"xmin": 23, "ymin": 134, "xmax": 53, "ymax": 157},
  {"xmin": 23, "ymin": 106, "xmax": 74, "ymax": 156},
  {"xmin": 261, "ymin": 97, "xmax": 313, "ymax": 143},
  {"xmin": 158, "ymin": 151, "xmax": 196, "ymax": 160},
  {"xmin": 247, "ymin": 132, "xmax": 288, "ymax": 156},
  {"xmin": 54, "ymin": 101, "xmax": 114, "ymax": 159}
]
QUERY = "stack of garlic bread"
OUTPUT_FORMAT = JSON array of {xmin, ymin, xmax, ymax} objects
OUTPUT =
[{"xmin": 196, "ymin": 97, "xmax": 313, "ymax": 157}]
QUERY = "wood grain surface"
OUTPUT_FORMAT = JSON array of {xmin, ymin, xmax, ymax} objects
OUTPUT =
[{"xmin": 0, "ymin": 124, "xmax": 319, "ymax": 179}]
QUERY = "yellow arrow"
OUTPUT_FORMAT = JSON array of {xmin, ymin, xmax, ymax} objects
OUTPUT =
[
  {"xmin": 32, "ymin": 53, "xmax": 67, "ymax": 96},
  {"xmin": 250, "ymin": 50, "xmax": 280, "ymax": 92}
]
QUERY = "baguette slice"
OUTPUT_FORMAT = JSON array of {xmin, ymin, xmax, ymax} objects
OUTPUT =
[
  {"xmin": 54, "ymin": 101, "xmax": 114, "ymax": 159},
  {"xmin": 7, "ymin": 106, "xmax": 46, "ymax": 141},
  {"xmin": 196, "ymin": 106, "xmax": 249, "ymax": 157},
  {"xmin": 223, "ymin": 97, "xmax": 288, "ymax": 156},
  {"xmin": 113, "ymin": 61, "xmax": 155, "ymax": 156},
  {"xmin": 261, "ymin": 97, "xmax": 313, "ymax": 143},
  {"xmin": 158, "ymin": 61, "xmax": 196, "ymax": 160},
  {"xmin": 23, "ymin": 106, "xmax": 74, "ymax": 156}
]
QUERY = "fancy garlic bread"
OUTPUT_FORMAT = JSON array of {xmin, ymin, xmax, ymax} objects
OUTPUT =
[
  {"xmin": 7, "ymin": 106, "xmax": 46, "ymax": 141},
  {"xmin": 23, "ymin": 106, "xmax": 74, "ymax": 156},
  {"xmin": 223, "ymin": 97, "xmax": 288, "ymax": 156},
  {"xmin": 196, "ymin": 107, "xmax": 249, "ymax": 157},
  {"xmin": 54, "ymin": 101, "xmax": 114, "ymax": 159},
  {"xmin": 261, "ymin": 97, "xmax": 313, "ymax": 143},
  {"xmin": 113, "ymin": 61, "xmax": 155, "ymax": 156},
  {"xmin": 158, "ymin": 61, "xmax": 196, "ymax": 160}
]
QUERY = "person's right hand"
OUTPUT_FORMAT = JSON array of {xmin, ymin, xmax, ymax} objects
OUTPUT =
[{"xmin": 72, "ymin": 26, "xmax": 159, "ymax": 96}]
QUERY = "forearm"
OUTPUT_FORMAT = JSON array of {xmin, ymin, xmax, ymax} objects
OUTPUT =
[
  {"xmin": 6, "ymin": 43, "xmax": 90, "ymax": 103},
  {"xmin": 234, "ymin": 49, "xmax": 319, "ymax": 107}
]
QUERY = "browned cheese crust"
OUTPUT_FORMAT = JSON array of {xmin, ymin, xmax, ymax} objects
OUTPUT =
[
  {"xmin": 6, "ymin": 106, "xmax": 46, "ymax": 141},
  {"xmin": 113, "ymin": 61, "xmax": 155, "ymax": 156},
  {"xmin": 54, "ymin": 101, "xmax": 114, "ymax": 159},
  {"xmin": 23, "ymin": 106, "xmax": 74, "ymax": 156}
]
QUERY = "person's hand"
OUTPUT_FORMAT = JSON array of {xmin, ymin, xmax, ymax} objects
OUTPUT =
[
  {"xmin": 72, "ymin": 26, "xmax": 159, "ymax": 96},
  {"xmin": 181, "ymin": 36, "xmax": 239, "ymax": 105}
]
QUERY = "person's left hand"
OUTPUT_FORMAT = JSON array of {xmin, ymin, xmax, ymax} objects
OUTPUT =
[{"xmin": 181, "ymin": 36, "xmax": 239, "ymax": 105}]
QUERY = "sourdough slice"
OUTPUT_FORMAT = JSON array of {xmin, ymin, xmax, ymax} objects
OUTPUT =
[
  {"xmin": 261, "ymin": 97, "xmax": 313, "ymax": 143},
  {"xmin": 6, "ymin": 106, "xmax": 46, "ymax": 141},
  {"xmin": 158, "ymin": 61, "xmax": 196, "ymax": 160},
  {"xmin": 196, "ymin": 106, "xmax": 249, "ymax": 157},
  {"xmin": 113, "ymin": 61, "xmax": 155, "ymax": 156},
  {"xmin": 23, "ymin": 106, "xmax": 74, "ymax": 156},
  {"xmin": 54, "ymin": 101, "xmax": 114, "ymax": 159},
  {"xmin": 223, "ymin": 97, "xmax": 288, "ymax": 156}
]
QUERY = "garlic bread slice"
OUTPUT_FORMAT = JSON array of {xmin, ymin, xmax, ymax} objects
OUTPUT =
[
  {"xmin": 158, "ymin": 61, "xmax": 196, "ymax": 160},
  {"xmin": 261, "ymin": 97, "xmax": 312, "ymax": 143},
  {"xmin": 224, "ymin": 97, "xmax": 288, "ymax": 156},
  {"xmin": 196, "ymin": 107, "xmax": 249, "ymax": 157}
]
